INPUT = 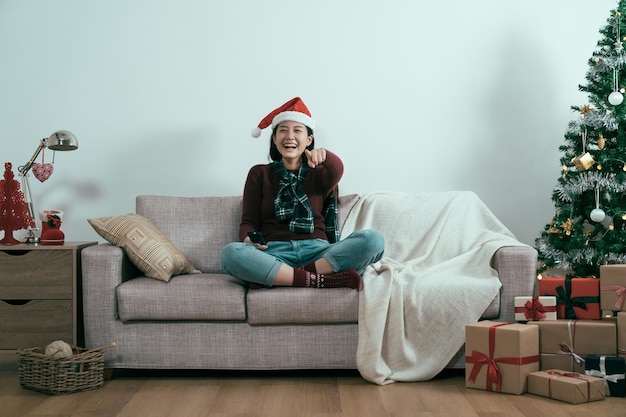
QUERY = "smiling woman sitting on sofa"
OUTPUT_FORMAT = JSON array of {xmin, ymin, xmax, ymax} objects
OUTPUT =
[{"xmin": 220, "ymin": 96, "xmax": 384, "ymax": 290}]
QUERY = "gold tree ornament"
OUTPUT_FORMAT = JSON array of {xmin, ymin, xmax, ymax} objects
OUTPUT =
[
  {"xmin": 571, "ymin": 152, "xmax": 595, "ymax": 170},
  {"xmin": 548, "ymin": 220, "xmax": 560, "ymax": 234},
  {"xmin": 580, "ymin": 104, "xmax": 593, "ymax": 116},
  {"xmin": 597, "ymin": 135, "xmax": 605, "ymax": 149},
  {"xmin": 561, "ymin": 218, "xmax": 574, "ymax": 235}
]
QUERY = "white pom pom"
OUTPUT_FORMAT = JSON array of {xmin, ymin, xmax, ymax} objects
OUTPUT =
[
  {"xmin": 251, "ymin": 127, "xmax": 262, "ymax": 138},
  {"xmin": 44, "ymin": 340, "xmax": 74, "ymax": 358}
]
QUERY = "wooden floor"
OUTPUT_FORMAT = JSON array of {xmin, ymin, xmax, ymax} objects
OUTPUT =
[{"xmin": 1, "ymin": 351, "xmax": 625, "ymax": 417}]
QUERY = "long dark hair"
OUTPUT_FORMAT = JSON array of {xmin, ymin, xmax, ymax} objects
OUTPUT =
[{"xmin": 269, "ymin": 125, "xmax": 315, "ymax": 162}]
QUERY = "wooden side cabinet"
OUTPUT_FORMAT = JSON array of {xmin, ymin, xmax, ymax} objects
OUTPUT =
[{"xmin": 0, "ymin": 241, "xmax": 97, "ymax": 349}]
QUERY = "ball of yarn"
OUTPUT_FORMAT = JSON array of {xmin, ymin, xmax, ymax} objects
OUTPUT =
[{"xmin": 44, "ymin": 340, "xmax": 74, "ymax": 358}]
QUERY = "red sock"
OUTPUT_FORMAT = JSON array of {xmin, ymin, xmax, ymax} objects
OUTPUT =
[{"xmin": 293, "ymin": 268, "xmax": 361, "ymax": 289}]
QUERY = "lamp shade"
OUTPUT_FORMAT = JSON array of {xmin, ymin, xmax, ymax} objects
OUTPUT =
[{"xmin": 47, "ymin": 130, "xmax": 78, "ymax": 151}]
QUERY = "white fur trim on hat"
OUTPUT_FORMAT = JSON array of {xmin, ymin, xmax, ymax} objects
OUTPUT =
[{"xmin": 271, "ymin": 111, "xmax": 315, "ymax": 131}]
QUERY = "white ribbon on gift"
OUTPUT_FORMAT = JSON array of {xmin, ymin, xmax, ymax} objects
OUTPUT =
[
  {"xmin": 584, "ymin": 355, "xmax": 626, "ymax": 396},
  {"xmin": 557, "ymin": 320, "xmax": 584, "ymax": 368}
]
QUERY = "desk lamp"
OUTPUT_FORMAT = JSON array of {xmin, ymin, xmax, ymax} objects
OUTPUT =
[{"xmin": 18, "ymin": 130, "xmax": 78, "ymax": 243}]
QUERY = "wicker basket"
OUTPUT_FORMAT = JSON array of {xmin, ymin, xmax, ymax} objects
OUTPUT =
[{"xmin": 17, "ymin": 343, "xmax": 116, "ymax": 395}]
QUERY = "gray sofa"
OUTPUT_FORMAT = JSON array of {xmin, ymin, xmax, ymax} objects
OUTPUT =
[{"xmin": 81, "ymin": 194, "xmax": 537, "ymax": 372}]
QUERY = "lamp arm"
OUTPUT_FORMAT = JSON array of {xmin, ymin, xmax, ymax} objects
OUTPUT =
[
  {"xmin": 17, "ymin": 139, "xmax": 48, "ymax": 242},
  {"xmin": 18, "ymin": 138, "xmax": 47, "ymax": 176}
]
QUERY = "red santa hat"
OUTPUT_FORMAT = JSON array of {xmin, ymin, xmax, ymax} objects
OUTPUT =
[{"xmin": 251, "ymin": 97, "xmax": 315, "ymax": 138}]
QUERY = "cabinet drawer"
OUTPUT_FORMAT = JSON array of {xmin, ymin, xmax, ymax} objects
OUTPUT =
[
  {"xmin": 0, "ymin": 299, "xmax": 73, "ymax": 349},
  {"xmin": 0, "ymin": 250, "xmax": 73, "ymax": 299}
]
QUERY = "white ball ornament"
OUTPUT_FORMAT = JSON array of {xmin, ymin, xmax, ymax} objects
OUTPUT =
[
  {"xmin": 590, "ymin": 208, "xmax": 606, "ymax": 223},
  {"xmin": 44, "ymin": 340, "xmax": 74, "ymax": 358},
  {"xmin": 609, "ymin": 91, "xmax": 624, "ymax": 106}
]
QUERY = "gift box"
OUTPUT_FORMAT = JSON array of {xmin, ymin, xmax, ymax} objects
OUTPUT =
[
  {"xmin": 465, "ymin": 321, "xmax": 539, "ymax": 394},
  {"xmin": 526, "ymin": 319, "xmax": 616, "ymax": 373},
  {"xmin": 514, "ymin": 296, "xmax": 557, "ymax": 321},
  {"xmin": 600, "ymin": 265, "xmax": 626, "ymax": 312},
  {"xmin": 584, "ymin": 355, "xmax": 626, "ymax": 397},
  {"xmin": 539, "ymin": 277, "xmax": 600, "ymax": 319},
  {"xmin": 527, "ymin": 370, "xmax": 605, "ymax": 404},
  {"xmin": 618, "ymin": 312, "xmax": 626, "ymax": 358}
]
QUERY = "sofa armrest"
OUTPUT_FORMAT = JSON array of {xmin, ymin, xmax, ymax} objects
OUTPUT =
[
  {"xmin": 491, "ymin": 245, "xmax": 538, "ymax": 323},
  {"xmin": 81, "ymin": 243, "xmax": 139, "ymax": 351}
]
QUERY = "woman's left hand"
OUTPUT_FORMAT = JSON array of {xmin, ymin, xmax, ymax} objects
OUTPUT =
[{"xmin": 305, "ymin": 148, "xmax": 327, "ymax": 168}]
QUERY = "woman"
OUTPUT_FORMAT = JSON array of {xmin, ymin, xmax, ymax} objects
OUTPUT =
[{"xmin": 221, "ymin": 97, "xmax": 384, "ymax": 289}]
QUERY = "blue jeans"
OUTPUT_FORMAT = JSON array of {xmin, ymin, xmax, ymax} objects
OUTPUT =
[{"xmin": 221, "ymin": 229, "xmax": 384, "ymax": 287}]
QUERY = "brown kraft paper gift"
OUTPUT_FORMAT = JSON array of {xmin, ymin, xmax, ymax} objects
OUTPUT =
[
  {"xmin": 465, "ymin": 321, "xmax": 539, "ymax": 394},
  {"xmin": 600, "ymin": 265, "xmax": 626, "ymax": 312},
  {"xmin": 527, "ymin": 370, "xmax": 605, "ymax": 404},
  {"xmin": 526, "ymin": 320, "xmax": 616, "ymax": 373},
  {"xmin": 618, "ymin": 312, "xmax": 626, "ymax": 358}
]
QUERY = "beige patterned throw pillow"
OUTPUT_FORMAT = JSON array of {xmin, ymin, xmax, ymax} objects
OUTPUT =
[{"xmin": 87, "ymin": 213, "xmax": 200, "ymax": 282}]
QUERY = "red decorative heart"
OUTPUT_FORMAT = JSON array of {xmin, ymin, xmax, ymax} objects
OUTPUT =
[{"xmin": 32, "ymin": 162, "xmax": 54, "ymax": 183}]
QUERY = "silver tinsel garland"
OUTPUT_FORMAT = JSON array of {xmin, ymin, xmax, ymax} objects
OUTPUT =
[
  {"xmin": 553, "ymin": 171, "xmax": 626, "ymax": 202},
  {"xmin": 565, "ymin": 110, "xmax": 618, "ymax": 133},
  {"xmin": 536, "ymin": 235, "xmax": 626, "ymax": 271}
]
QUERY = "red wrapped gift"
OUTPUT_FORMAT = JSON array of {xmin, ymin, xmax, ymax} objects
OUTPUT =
[{"xmin": 539, "ymin": 277, "xmax": 600, "ymax": 319}]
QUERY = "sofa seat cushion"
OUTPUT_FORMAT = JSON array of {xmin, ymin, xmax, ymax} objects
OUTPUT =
[
  {"xmin": 116, "ymin": 273, "xmax": 246, "ymax": 322},
  {"xmin": 246, "ymin": 287, "xmax": 359, "ymax": 325}
]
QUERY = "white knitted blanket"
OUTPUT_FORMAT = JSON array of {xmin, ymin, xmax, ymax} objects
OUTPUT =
[{"xmin": 340, "ymin": 191, "xmax": 524, "ymax": 385}]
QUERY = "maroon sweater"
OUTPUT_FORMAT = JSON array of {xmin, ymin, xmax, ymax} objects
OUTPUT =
[{"xmin": 239, "ymin": 151, "xmax": 343, "ymax": 242}]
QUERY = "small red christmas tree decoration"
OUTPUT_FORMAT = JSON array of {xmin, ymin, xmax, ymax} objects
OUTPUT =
[{"xmin": 0, "ymin": 162, "xmax": 34, "ymax": 244}]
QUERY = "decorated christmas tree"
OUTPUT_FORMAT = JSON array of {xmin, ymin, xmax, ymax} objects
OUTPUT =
[
  {"xmin": 0, "ymin": 162, "xmax": 34, "ymax": 244},
  {"xmin": 536, "ymin": 2, "xmax": 626, "ymax": 278}
]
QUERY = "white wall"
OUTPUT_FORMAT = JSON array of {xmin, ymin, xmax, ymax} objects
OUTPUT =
[{"xmin": 0, "ymin": 0, "xmax": 616, "ymax": 246}]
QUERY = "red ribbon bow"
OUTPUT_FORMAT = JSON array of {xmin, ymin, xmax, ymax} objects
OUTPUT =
[
  {"xmin": 600, "ymin": 284, "xmax": 626, "ymax": 310},
  {"xmin": 514, "ymin": 296, "xmax": 557, "ymax": 321},
  {"xmin": 524, "ymin": 297, "xmax": 547, "ymax": 320},
  {"xmin": 547, "ymin": 370, "xmax": 590, "ymax": 401},
  {"xmin": 466, "ymin": 323, "xmax": 539, "ymax": 391}
]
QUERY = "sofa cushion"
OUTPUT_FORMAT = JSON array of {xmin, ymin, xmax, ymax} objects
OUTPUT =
[
  {"xmin": 136, "ymin": 195, "xmax": 242, "ymax": 273},
  {"xmin": 116, "ymin": 273, "xmax": 247, "ymax": 322},
  {"xmin": 246, "ymin": 287, "xmax": 359, "ymax": 325},
  {"xmin": 87, "ymin": 213, "xmax": 200, "ymax": 282},
  {"xmin": 337, "ymin": 194, "xmax": 360, "ymax": 231}
]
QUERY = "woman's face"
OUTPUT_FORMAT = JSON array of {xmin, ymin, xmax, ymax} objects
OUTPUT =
[{"xmin": 272, "ymin": 121, "xmax": 313, "ymax": 162}]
